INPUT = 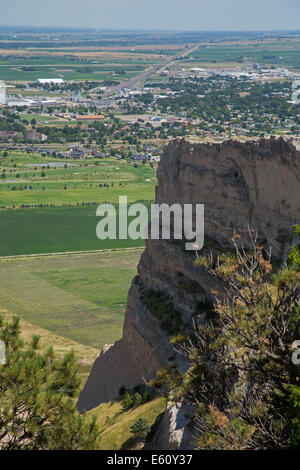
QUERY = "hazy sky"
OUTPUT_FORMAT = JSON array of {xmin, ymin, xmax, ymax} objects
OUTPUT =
[{"xmin": 1, "ymin": 0, "xmax": 300, "ymax": 31}]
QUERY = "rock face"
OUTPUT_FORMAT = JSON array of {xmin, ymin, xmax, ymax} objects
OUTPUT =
[
  {"xmin": 159, "ymin": 137, "xmax": 300, "ymax": 258},
  {"xmin": 77, "ymin": 136, "xmax": 300, "ymax": 448},
  {"xmin": 143, "ymin": 401, "xmax": 195, "ymax": 451}
]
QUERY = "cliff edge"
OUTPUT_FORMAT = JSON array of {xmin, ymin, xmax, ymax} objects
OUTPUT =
[{"xmin": 77, "ymin": 136, "xmax": 300, "ymax": 449}]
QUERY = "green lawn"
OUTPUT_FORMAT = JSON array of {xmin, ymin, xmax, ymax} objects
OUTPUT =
[
  {"xmin": 19, "ymin": 113, "xmax": 60, "ymax": 124},
  {"xmin": 0, "ymin": 183, "xmax": 155, "ymax": 207},
  {"xmin": 0, "ymin": 249, "xmax": 142, "ymax": 348},
  {"xmin": 0, "ymin": 156, "xmax": 156, "ymax": 208}
]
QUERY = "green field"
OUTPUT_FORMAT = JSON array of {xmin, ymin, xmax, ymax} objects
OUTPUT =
[
  {"xmin": 0, "ymin": 249, "xmax": 142, "ymax": 348},
  {"xmin": 188, "ymin": 41, "xmax": 300, "ymax": 68},
  {"xmin": 19, "ymin": 113, "xmax": 61, "ymax": 123},
  {"xmin": 0, "ymin": 153, "xmax": 155, "ymax": 256},
  {"xmin": 0, "ymin": 62, "xmax": 151, "ymax": 81},
  {"xmin": 0, "ymin": 250, "xmax": 166, "ymax": 450},
  {"xmin": 0, "ymin": 155, "xmax": 156, "ymax": 208},
  {"xmin": 0, "ymin": 56, "xmax": 153, "ymax": 66},
  {"xmin": 0, "ymin": 183, "xmax": 155, "ymax": 207},
  {"xmin": 0, "ymin": 205, "xmax": 150, "ymax": 256}
]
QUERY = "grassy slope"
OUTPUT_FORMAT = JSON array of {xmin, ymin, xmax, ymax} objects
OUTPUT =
[
  {"xmin": 90, "ymin": 396, "xmax": 166, "ymax": 450},
  {"xmin": 0, "ymin": 249, "xmax": 142, "ymax": 348},
  {"xmin": 0, "ymin": 254, "xmax": 166, "ymax": 451},
  {"xmin": 2, "ymin": 303, "xmax": 166, "ymax": 449},
  {"xmin": 0, "ymin": 309, "xmax": 98, "ymax": 384}
]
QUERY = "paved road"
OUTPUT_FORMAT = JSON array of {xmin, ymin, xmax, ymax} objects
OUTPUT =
[{"xmin": 93, "ymin": 42, "xmax": 201, "ymax": 102}]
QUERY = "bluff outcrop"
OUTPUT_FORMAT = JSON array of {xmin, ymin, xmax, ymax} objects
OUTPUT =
[{"xmin": 78, "ymin": 136, "xmax": 300, "ymax": 449}]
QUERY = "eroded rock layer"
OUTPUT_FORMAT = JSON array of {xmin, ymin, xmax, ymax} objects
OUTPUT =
[{"xmin": 78, "ymin": 137, "xmax": 300, "ymax": 448}]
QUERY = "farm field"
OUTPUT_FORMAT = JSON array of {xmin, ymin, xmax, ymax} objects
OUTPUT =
[
  {"xmin": 0, "ymin": 206, "xmax": 148, "ymax": 256},
  {"xmin": 0, "ymin": 53, "xmax": 156, "ymax": 81},
  {"xmin": 186, "ymin": 40, "xmax": 300, "ymax": 68},
  {"xmin": 0, "ymin": 249, "xmax": 142, "ymax": 348},
  {"xmin": 0, "ymin": 43, "xmax": 165, "ymax": 81},
  {"xmin": 0, "ymin": 67, "xmax": 146, "ymax": 82},
  {"xmin": 0, "ymin": 152, "xmax": 155, "ymax": 256}
]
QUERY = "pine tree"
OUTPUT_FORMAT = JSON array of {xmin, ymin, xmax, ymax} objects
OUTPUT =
[
  {"xmin": 0, "ymin": 315, "xmax": 99, "ymax": 450},
  {"xmin": 130, "ymin": 418, "xmax": 150, "ymax": 441},
  {"xmin": 152, "ymin": 229, "xmax": 300, "ymax": 449}
]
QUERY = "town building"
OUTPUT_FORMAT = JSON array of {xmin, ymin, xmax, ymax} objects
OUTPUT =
[
  {"xmin": 35, "ymin": 79, "xmax": 64, "ymax": 85},
  {"xmin": 75, "ymin": 115, "xmax": 105, "ymax": 121}
]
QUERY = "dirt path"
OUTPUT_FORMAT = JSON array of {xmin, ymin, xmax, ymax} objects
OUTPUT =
[{"xmin": 0, "ymin": 245, "xmax": 144, "ymax": 261}]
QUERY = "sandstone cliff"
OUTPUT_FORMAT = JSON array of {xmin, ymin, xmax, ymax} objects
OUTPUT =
[{"xmin": 77, "ymin": 136, "xmax": 300, "ymax": 449}]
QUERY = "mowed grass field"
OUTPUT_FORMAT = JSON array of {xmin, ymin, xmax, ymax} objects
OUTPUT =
[
  {"xmin": 0, "ymin": 152, "xmax": 151, "ymax": 363},
  {"xmin": 0, "ymin": 154, "xmax": 157, "ymax": 207},
  {"xmin": 0, "ymin": 182, "xmax": 155, "ymax": 207},
  {"xmin": 0, "ymin": 249, "xmax": 142, "ymax": 349}
]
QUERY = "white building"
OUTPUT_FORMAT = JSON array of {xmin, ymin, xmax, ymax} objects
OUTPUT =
[
  {"xmin": 6, "ymin": 98, "xmax": 32, "ymax": 107},
  {"xmin": 35, "ymin": 79, "xmax": 64, "ymax": 85},
  {"xmin": 0, "ymin": 81, "xmax": 7, "ymax": 105}
]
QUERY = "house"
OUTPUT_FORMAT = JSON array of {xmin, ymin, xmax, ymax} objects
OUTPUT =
[
  {"xmin": 0, "ymin": 131, "xmax": 18, "ymax": 139},
  {"xmin": 52, "ymin": 150, "xmax": 68, "ymax": 159},
  {"xmin": 70, "ymin": 150, "xmax": 86, "ymax": 160},
  {"xmin": 26, "ymin": 131, "xmax": 48, "ymax": 142},
  {"xmin": 93, "ymin": 151, "xmax": 108, "ymax": 158},
  {"xmin": 68, "ymin": 146, "xmax": 90, "ymax": 159},
  {"xmin": 25, "ymin": 146, "xmax": 42, "ymax": 153},
  {"xmin": 132, "ymin": 153, "xmax": 151, "ymax": 162},
  {"xmin": 150, "ymin": 147, "xmax": 163, "ymax": 154}
]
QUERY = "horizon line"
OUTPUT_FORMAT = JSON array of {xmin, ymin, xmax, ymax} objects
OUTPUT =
[{"xmin": 0, "ymin": 25, "xmax": 300, "ymax": 33}]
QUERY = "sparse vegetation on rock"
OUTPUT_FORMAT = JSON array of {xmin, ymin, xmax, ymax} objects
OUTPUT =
[
  {"xmin": 152, "ymin": 231, "xmax": 300, "ymax": 449},
  {"xmin": 142, "ymin": 289, "xmax": 182, "ymax": 335}
]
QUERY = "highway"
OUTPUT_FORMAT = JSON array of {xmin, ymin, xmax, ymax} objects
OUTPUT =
[{"xmin": 93, "ymin": 42, "xmax": 201, "ymax": 103}]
